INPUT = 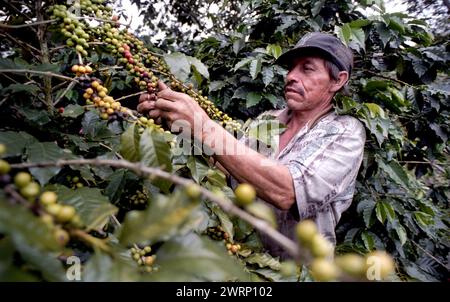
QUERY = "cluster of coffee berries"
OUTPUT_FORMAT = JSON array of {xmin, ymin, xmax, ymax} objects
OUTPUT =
[
  {"xmin": 295, "ymin": 220, "xmax": 395, "ymax": 281},
  {"xmin": 82, "ymin": 79, "xmax": 130, "ymax": 121},
  {"xmin": 39, "ymin": 190, "xmax": 83, "ymax": 246},
  {"xmin": 66, "ymin": 175, "xmax": 85, "ymax": 189},
  {"xmin": 130, "ymin": 245, "xmax": 157, "ymax": 273},
  {"xmin": 129, "ymin": 189, "xmax": 148, "ymax": 205},
  {"xmin": 226, "ymin": 242, "xmax": 242, "ymax": 255},
  {"xmin": 136, "ymin": 116, "xmax": 164, "ymax": 133},
  {"xmin": 71, "ymin": 64, "xmax": 93, "ymax": 77},
  {"xmin": 51, "ymin": 0, "xmax": 242, "ymax": 139},
  {"xmin": 205, "ymin": 226, "xmax": 230, "ymax": 241}
]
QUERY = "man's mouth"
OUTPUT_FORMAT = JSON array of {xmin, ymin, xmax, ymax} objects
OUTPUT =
[{"xmin": 285, "ymin": 86, "xmax": 304, "ymax": 96}]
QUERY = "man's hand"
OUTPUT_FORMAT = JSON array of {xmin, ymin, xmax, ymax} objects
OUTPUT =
[{"xmin": 138, "ymin": 81, "xmax": 210, "ymax": 136}]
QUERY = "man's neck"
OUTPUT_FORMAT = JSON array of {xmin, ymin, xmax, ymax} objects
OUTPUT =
[{"xmin": 287, "ymin": 101, "xmax": 333, "ymax": 133}]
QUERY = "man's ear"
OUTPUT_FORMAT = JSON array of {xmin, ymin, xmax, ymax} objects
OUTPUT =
[{"xmin": 329, "ymin": 71, "xmax": 349, "ymax": 93}]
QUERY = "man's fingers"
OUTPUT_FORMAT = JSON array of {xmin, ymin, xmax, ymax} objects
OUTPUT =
[
  {"xmin": 138, "ymin": 93, "xmax": 149, "ymax": 103},
  {"xmin": 148, "ymin": 108, "xmax": 163, "ymax": 120},
  {"xmin": 155, "ymin": 98, "xmax": 177, "ymax": 112},
  {"xmin": 137, "ymin": 101, "xmax": 155, "ymax": 114},
  {"xmin": 158, "ymin": 80, "xmax": 168, "ymax": 91}
]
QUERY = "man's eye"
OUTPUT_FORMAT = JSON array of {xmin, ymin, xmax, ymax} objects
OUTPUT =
[{"xmin": 304, "ymin": 65, "xmax": 314, "ymax": 71}]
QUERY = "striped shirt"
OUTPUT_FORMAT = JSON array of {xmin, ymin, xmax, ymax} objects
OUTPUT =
[{"xmin": 230, "ymin": 108, "xmax": 366, "ymax": 259}]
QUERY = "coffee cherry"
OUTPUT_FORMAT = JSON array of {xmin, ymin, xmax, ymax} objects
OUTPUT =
[
  {"xmin": 40, "ymin": 191, "xmax": 58, "ymax": 206},
  {"xmin": 20, "ymin": 182, "xmax": 40, "ymax": 198},
  {"xmin": 185, "ymin": 184, "xmax": 201, "ymax": 199},
  {"xmin": 71, "ymin": 65, "xmax": 79, "ymax": 73},
  {"xmin": 234, "ymin": 183, "xmax": 256, "ymax": 206},
  {"xmin": 310, "ymin": 259, "xmax": 338, "ymax": 282},
  {"xmin": 0, "ymin": 160, "xmax": 11, "ymax": 175},
  {"xmin": 46, "ymin": 203, "xmax": 62, "ymax": 216},
  {"xmin": 295, "ymin": 220, "xmax": 318, "ymax": 245},
  {"xmin": 54, "ymin": 228, "xmax": 70, "ymax": 246},
  {"xmin": 310, "ymin": 234, "xmax": 334, "ymax": 258},
  {"xmin": 56, "ymin": 205, "xmax": 76, "ymax": 223},
  {"xmin": 335, "ymin": 254, "xmax": 366, "ymax": 277}
]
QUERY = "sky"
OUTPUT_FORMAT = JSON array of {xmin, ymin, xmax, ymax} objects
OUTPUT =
[{"xmin": 116, "ymin": 0, "xmax": 410, "ymax": 33}]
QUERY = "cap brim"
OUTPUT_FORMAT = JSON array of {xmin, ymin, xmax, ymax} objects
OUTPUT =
[{"xmin": 275, "ymin": 46, "xmax": 345, "ymax": 72}]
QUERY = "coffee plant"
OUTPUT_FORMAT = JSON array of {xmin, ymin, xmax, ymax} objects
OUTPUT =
[{"xmin": 0, "ymin": 0, "xmax": 448, "ymax": 282}]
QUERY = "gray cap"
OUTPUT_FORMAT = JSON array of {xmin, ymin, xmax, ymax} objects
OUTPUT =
[{"xmin": 276, "ymin": 32, "xmax": 354, "ymax": 75}]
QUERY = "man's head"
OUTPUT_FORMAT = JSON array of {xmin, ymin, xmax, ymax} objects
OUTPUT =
[{"xmin": 276, "ymin": 32, "xmax": 354, "ymax": 112}]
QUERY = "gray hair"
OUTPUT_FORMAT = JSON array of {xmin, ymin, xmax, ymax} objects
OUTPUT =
[{"xmin": 324, "ymin": 60, "xmax": 350, "ymax": 95}]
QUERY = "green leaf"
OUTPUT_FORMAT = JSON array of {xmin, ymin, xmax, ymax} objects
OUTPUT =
[
  {"xmin": 349, "ymin": 19, "xmax": 372, "ymax": 28},
  {"xmin": 208, "ymin": 203, "xmax": 235, "ymax": 241},
  {"xmin": 393, "ymin": 224, "xmax": 407, "ymax": 246},
  {"xmin": 0, "ymin": 238, "xmax": 39, "ymax": 281},
  {"xmin": 361, "ymin": 231, "xmax": 375, "ymax": 250},
  {"xmin": 266, "ymin": 44, "xmax": 282, "ymax": 59},
  {"xmin": 377, "ymin": 158, "xmax": 410, "ymax": 189},
  {"xmin": 245, "ymin": 253, "xmax": 281, "ymax": 270},
  {"xmin": 119, "ymin": 190, "xmax": 198, "ymax": 245},
  {"xmin": 186, "ymin": 156, "xmax": 209, "ymax": 183},
  {"xmin": 249, "ymin": 58, "xmax": 262, "ymax": 80},
  {"xmin": 375, "ymin": 201, "xmax": 395, "ymax": 224},
  {"xmin": 0, "ymin": 131, "xmax": 37, "ymax": 157},
  {"xmin": 232, "ymin": 86, "xmax": 249, "ymax": 100},
  {"xmin": 337, "ymin": 23, "xmax": 351, "ymax": 45},
  {"xmin": 262, "ymin": 67, "xmax": 274, "ymax": 86},
  {"xmin": 139, "ymin": 128, "xmax": 172, "ymax": 171},
  {"xmin": 81, "ymin": 111, "xmax": 113, "ymax": 140},
  {"xmin": 83, "ymin": 252, "xmax": 141, "ymax": 281},
  {"xmin": 145, "ymin": 233, "xmax": 250, "ymax": 281},
  {"xmin": 120, "ymin": 123, "xmax": 140, "ymax": 162},
  {"xmin": 189, "ymin": 56, "xmax": 209, "ymax": 80},
  {"xmin": 19, "ymin": 108, "xmax": 51, "ymax": 126},
  {"xmin": 233, "ymin": 57, "xmax": 252, "ymax": 72},
  {"xmin": 349, "ymin": 27, "xmax": 365, "ymax": 52},
  {"xmin": 61, "ymin": 104, "xmax": 84, "ymax": 118},
  {"xmin": 26, "ymin": 141, "xmax": 72, "ymax": 185},
  {"xmin": 246, "ymin": 91, "xmax": 262, "ymax": 108},
  {"xmin": 413, "ymin": 211, "xmax": 433, "ymax": 226},
  {"xmin": 233, "ymin": 37, "xmax": 245, "ymax": 55},
  {"xmin": 3, "ymin": 83, "xmax": 40, "ymax": 94},
  {"xmin": 48, "ymin": 185, "xmax": 118, "ymax": 231},
  {"xmin": 164, "ymin": 52, "xmax": 191, "ymax": 81}
]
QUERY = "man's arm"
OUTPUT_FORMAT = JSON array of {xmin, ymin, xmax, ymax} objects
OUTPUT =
[
  {"xmin": 203, "ymin": 120, "xmax": 295, "ymax": 210},
  {"xmin": 137, "ymin": 82, "xmax": 295, "ymax": 210}
]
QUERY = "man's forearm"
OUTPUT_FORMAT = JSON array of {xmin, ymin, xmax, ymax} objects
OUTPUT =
[{"xmin": 203, "ymin": 120, "xmax": 295, "ymax": 210}]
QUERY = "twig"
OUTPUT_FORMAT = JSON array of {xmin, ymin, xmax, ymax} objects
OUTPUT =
[
  {"xmin": 0, "ymin": 19, "xmax": 56, "ymax": 29},
  {"xmin": 74, "ymin": 16, "xmax": 131, "ymax": 28},
  {"xmin": 98, "ymin": 143, "xmax": 123, "ymax": 159},
  {"xmin": 411, "ymin": 241, "xmax": 449, "ymax": 270},
  {"xmin": 115, "ymin": 91, "xmax": 146, "ymax": 102},
  {"xmin": 0, "ymin": 32, "xmax": 42, "ymax": 59},
  {"xmin": 10, "ymin": 158, "xmax": 301, "ymax": 260},
  {"xmin": 54, "ymin": 81, "xmax": 77, "ymax": 106},
  {"xmin": 364, "ymin": 70, "xmax": 413, "ymax": 87},
  {"xmin": 70, "ymin": 229, "xmax": 111, "ymax": 253},
  {"xmin": 36, "ymin": 0, "xmax": 53, "ymax": 111},
  {"xmin": 0, "ymin": 69, "xmax": 78, "ymax": 83}
]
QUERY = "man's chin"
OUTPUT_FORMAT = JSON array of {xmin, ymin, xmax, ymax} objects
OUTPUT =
[{"xmin": 285, "ymin": 98, "xmax": 305, "ymax": 110}]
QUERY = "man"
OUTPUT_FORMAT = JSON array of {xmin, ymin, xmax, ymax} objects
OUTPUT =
[{"xmin": 137, "ymin": 32, "xmax": 366, "ymax": 259}]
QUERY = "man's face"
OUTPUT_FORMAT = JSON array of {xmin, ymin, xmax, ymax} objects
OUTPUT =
[{"xmin": 284, "ymin": 55, "xmax": 335, "ymax": 111}]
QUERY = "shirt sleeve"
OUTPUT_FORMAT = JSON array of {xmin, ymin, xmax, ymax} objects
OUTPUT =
[{"xmin": 286, "ymin": 118, "xmax": 366, "ymax": 220}]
